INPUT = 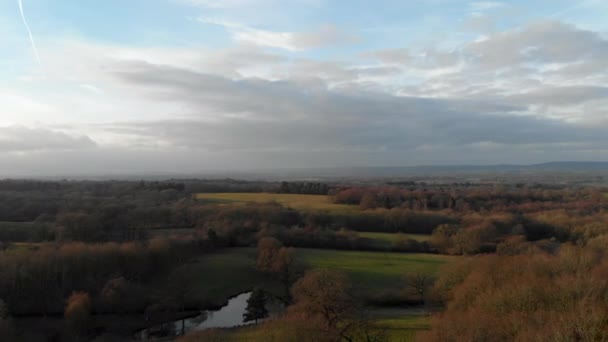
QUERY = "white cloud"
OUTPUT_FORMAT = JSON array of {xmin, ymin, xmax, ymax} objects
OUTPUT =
[
  {"xmin": 469, "ymin": 1, "xmax": 504, "ymax": 12},
  {"xmin": 0, "ymin": 126, "xmax": 96, "ymax": 152},
  {"xmin": 200, "ymin": 18, "xmax": 356, "ymax": 51}
]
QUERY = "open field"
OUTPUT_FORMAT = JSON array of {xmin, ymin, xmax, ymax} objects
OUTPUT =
[
  {"xmin": 195, "ymin": 192, "xmax": 355, "ymax": 212},
  {"xmin": 172, "ymin": 247, "xmax": 454, "ymax": 307},
  {"xmin": 182, "ymin": 312, "xmax": 429, "ymax": 342},
  {"xmin": 373, "ymin": 315, "xmax": 430, "ymax": 341},
  {"xmin": 165, "ymin": 248, "xmax": 280, "ymax": 308},
  {"xmin": 298, "ymin": 248, "xmax": 453, "ymax": 291}
]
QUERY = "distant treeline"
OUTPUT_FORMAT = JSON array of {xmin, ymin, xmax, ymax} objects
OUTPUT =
[
  {"xmin": 0, "ymin": 236, "xmax": 213, "ymax": 315},
  {"xmin": 330, "ymin": 186, "xmax": 604, "ymax": 212},
  {"xmin": 1, "ymin": 179, "xmax": 607, "ymax": 255}
]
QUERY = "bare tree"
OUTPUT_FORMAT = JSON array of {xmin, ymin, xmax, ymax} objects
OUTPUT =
[{"xmin": 405, "ymin": 272, "xmax": 431, "ymax": 304}]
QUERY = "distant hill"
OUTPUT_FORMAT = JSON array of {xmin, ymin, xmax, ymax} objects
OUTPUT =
[
  {"xmin": 249, "ymin": 161, "xmax": 608, "ymax": 179},
  {"xmin": 8, "ymin": 161, "xmax": 608, "ymax": 181},
  {"xmin": 529, "ymin": 161, "xmax": 608, "ymax": 170}
]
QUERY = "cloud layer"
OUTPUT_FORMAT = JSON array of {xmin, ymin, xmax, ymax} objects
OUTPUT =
[{"xmin": 2, "ymin": 0, "xmax": 608, "ymax": 176}]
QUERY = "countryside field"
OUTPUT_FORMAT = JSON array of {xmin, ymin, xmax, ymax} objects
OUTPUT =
[
  {"xmin": 358, "ymin": 231, "xmax": 432, "ymax": 249},
  {"xmin": 298, "ymin": 248, "xmax": 453, "ymax": 290},
  {"xmin": 195, "ymin": 192, "xmax": 355, "ymax": 211},
  {"xmin": 181, "ymin": 313, "xmax": 429, "ymax": 342},
  {"xmin": 174, "ymin": 247, "xmax": 442, "ymax": 341},
  {"xmin": 171, "ymin": 247, "xmax": 454, "ymax": 307}
]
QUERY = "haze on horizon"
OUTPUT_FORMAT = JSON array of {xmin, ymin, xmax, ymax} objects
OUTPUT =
[{"xmin": 1, "ymin": 0, "xmax": 607, "ymax": 176}]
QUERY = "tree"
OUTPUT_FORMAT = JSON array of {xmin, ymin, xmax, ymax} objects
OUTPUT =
[
  {"xmin": 101, "ymin": 277, "xmax": 140, "ymax": 313},
  {"xmin": 290, "ymin": 269, "xmax": 356, "ymax": 331},
  {"xmin": 256, "ymin": 237, "xmax": 303, "ymax": 303},
  {"xmin": 243, "ymin": 288, "xmax": 269, "ymax": 324},
  {"xmin": 65, "ymin": 292, "xmax": 91, "ymax": 336},
  {"xmin": 359, "ymin": 193, "xmax": 377, "ymax": 210},
  {"xmin": 256, "ymin": 237, "xmax": 283, "ymax": 272},
  {"xmin": 404, "ymin": 272, "xmax": 431, "ymax": 304},
  {"xmin": 54, "ymin": 212, "xmax": 102, "ymax": 241}
]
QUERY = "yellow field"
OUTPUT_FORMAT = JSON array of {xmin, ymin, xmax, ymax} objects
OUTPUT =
[{"xmin": 195, "ymin": 192, "xmax": 355, "ymax": 211}]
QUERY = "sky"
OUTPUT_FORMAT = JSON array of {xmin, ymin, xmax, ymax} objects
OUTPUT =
[{"xmin": 1, "ymin": 0, "xmax": 607, "ymax": 176}]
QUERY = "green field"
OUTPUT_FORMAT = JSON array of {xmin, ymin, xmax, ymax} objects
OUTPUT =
[
  {"xmin": 358, "ymin": 231, "xmax": 431, "ymax": 249},
  {"xmin": 298, "ymin": 248, "xmax": 452, "ymax": 291},
  {"xmin": 165, "ymin": 248, "xmax": 279, "ymax": 308},
  {"xmin": 158, "ymin": 247, "xmax": 449, "ymax": 341},
  {"xmin": 171, "ymin": 247, "xmax": 453, "ymax": 308},
  {"xmin": 195, "ymin": 192, "xmax": 354, "ymax": 211},
  {"xmin": 182, "ymin": 312, "xmax": 428, "ymax": 342},
  {"xmin": 373, "ymin": 315, "xmax": 430, "ymax": 341}
]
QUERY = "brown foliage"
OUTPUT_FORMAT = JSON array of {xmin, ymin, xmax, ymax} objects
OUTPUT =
[
  {"xmin": 65, "ymin": 292, "xmax": 91, "ymax": 335},
  {"xmin": 256, "ymin": 237, "xmax": 302, "ymax": 303},
  {"xmin": 420, "ymin": 246, "xmax": 608, "ymax": 341},
  {"xmin": 290, "ymin": 269, "xmax": 356, "ymax": 330}
]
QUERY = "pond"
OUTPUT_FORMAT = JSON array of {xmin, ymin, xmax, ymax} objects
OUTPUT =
[{"xmin": 136, "ymin": 291, "xmax": 284, "ymax": 340}]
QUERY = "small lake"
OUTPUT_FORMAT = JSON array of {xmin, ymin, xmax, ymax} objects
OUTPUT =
[{"xmin": 137, "ymin": 291, "xmax": 283, "ymax": 340}]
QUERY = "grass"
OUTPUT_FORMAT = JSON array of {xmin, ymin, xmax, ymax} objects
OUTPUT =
[
  {"xmin": 297, "ymin": 248, "xmax": 453, "ymax": 291},
  {"xmin": 171, "ymin": 247, "xmax": 449, "ymax": 341},
  {"xmin": 358, "ymin": 232, "xmax": 431, "ymax": 249},
  {"xmin": 180, "ymin": 311, "xmax": 429, "ymax": 342},
  {"xmin": 166, "ymin": 248, "xmax": 280, "ymax": 308},
  {"xmin": 372, "ymin": 314, "xmax": 430, "ymax": 342},
  {"xmin": 195, "ymin": 193, "xmax": 355, "ymax": 212},
  {"xmin": 183, "ymin": 315, "xmax": 429, "ymax": 342},
  {"xmin": 167, "ymin": 247, "xmax": 454, "ymax": 308}
]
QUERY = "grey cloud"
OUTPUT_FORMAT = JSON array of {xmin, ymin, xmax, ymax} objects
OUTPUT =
[
  {"xmin": 204, "ymin": 45, "xmax": 287, "ymax": 75},
  {"xmin": 465, "ymin": 21, "xmax": 608, "ymax": 69},
  {"xmin": 507, "ymin": 86, "xmax": 608, "ymax": 106},
  {"xmin": 362, "ymin": 48, "xmax": 411, "ymax": 65},
  {"xmin": 0, "ymin": 126, "xmax": 97, "ymax": 152},
  {"xmin": 106, "ymin": 62, "xmax": 608, "ymax": 155},
  {"xmin": 362, "ymin": 48, "xmax": 460, "ymax": 69},
  {"xmin": 291, "ymin": 24, "xmax": 358, "ymax": 50}
]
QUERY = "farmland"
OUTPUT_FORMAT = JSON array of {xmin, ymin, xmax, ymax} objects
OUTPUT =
[
  {"xmin": 169, "ymin": 247, "xmax": 454, "ymax": 306},
  {"xmin": 297, "ymin": 248, "xmax": 452, "ymax": 291},
  {"xmin": 180, "ymin": 312, "xmax": 429, "ymax": 342},
  {"xmin": 173, "ymin": 247, "xmax": 444, "ymax": 341}
]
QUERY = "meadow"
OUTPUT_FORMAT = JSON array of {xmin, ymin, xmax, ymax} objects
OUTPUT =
[
  {"xmin": 358, "ymin": 231, "xmax": 431, "ymax": 249},
  {"xmin": 174, "ymin": 247, "xmax": 442, "ymax": 341},
  {"xmin": 170, "ymin": 247, "xmax": 454, "ymax": 308},
  {"xmin": 297, "ymin": 248, "xmax": 451, "ymax": 290},
  {"xmin": 180, "ymin": 313, "xmax": 429, "ymax": 342}
]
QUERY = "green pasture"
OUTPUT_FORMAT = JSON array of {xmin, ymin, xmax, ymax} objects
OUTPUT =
[
  {"xmin": 298, "ymin": 248, "xmax": 452, "ymax": 291},
  {"xmin": 358, "ymin": 231, "xmax": 431, "ymax": 249},
  {"xmin": 171, "ymin": 247, "xmax": 453, "ymax": 308}
]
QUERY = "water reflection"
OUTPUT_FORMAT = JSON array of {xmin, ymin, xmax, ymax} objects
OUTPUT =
[{"xmin": 137, "ymin": 291, "xmax": 283, "ymax": 340}]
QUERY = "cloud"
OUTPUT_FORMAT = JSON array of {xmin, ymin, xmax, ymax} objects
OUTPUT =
[
  {"xmin": 469, "ymin": 1, "xmax": 504, "ymax": 12},
  {"xmin": 3, "ymin": 15, "xmax": 608, "ymax": 174},
  {"xmin": 104, "ymin": 61, "xmax": 608, "ymax": 156},
  {"xmin": 0, "ymin": 126, "xmax": 97, "ymax": 152},
  {"xmin": 200, "ymin": 18, "xmax": 357, "ymax": 51}
]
